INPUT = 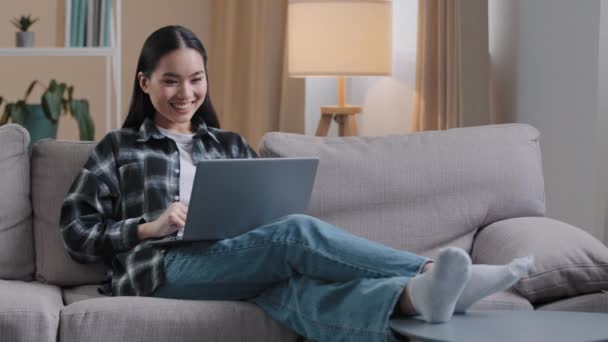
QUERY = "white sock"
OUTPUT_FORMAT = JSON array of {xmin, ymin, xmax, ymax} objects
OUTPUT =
[
  {"xmin": 407, "ymin": 247, "xmax": 472, "ymax": 323},
  {"xmin": 454, "ymin": 256, "xmax": 534, "ymax": 313}
]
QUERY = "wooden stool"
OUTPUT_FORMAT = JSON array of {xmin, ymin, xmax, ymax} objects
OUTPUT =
[{"xmin": 316, "ymin": 105, "xmax": 362, "ymax": 136}]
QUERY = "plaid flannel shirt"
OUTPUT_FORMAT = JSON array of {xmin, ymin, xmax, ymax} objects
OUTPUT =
[{"xmin": 60, "ymin": 117, "xmax": 258, "ymax": 296}]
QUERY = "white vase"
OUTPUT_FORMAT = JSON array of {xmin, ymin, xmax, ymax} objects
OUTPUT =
[{"xmin": 16, "ymin": 31, "xmax": 34, "ymax": 47}]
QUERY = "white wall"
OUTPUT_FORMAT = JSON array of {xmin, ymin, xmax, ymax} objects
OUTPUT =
[
  {"xmin": 304, "ymin": 0, "xmax": 418, "ymax": 136},
  {"xmin": 304, "ymin": 0, "xmax": 608, "ymax": 242},
  {"xmin": 490, "ymin": 0, "xmax": 607, "ymax": 241},
  {"xmin": 597, "ymin": 1, "xmax": 608, "ymax": 243}
]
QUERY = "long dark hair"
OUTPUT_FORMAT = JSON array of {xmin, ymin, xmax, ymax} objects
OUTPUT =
[{"xmin": 122, "ymin": 25, "xmax": 220, "ymax": 130}]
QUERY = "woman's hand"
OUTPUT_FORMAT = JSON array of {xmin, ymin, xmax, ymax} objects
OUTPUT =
[{"xmin": 137, "ymin": 202, "xmax": 188, "ymax": 240}]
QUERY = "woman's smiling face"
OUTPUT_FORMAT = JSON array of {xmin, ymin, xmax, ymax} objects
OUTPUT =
[{"xmin": 138, "ymin": 47, "xmax": 207, "ymax": 134}]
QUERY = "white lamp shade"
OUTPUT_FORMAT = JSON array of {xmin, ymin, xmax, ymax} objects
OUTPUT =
[{"xmin": 288, "ymin": 0, "xmax": 392, "ymax": 77}]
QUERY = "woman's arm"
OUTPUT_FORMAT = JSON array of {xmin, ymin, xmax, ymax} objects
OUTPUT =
[
  {"xmin": 136, "ymin": 201, "xmax": 188, "ymax": 239},
  {"xmin": 235, "ymin": 134, "xmax": 259, "ymax": 159},
  {"xmin": 137, "ymin": 222, "xmax": 156, "ymax": 240},
  {"xmin": 60, "ymin": 134, "xmax": 143, "ymax": 264}
]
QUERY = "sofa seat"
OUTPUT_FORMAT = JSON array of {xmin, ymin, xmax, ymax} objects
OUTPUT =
[
  {"xmin": 0, "ymin": 280, "xmax": 63, "ymax": 342},
  {"xmin": 61, "ymin": 285, "xmax": 101, "ymax": 305},
  {"xmin": 59, "ymin": 295, "xmax": 299, "ymax": 342},
  {"xmin": 468, "ymin": 289, "xmax": 534, "ymax": 311},
  {"xmin": 536, "ymin": 292, "xmax": 608, "ymax": 312},
  {"xmin": 63, "ymin": 286, "xmax": 535, "ymax": 307}
]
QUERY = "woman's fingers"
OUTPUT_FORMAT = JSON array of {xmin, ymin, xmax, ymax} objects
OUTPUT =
[
  {"xmin": 168, "ymin": 212, "xmax": 185, "ymax": 228},
  {"xmin": 176, "ymin": 204, "xmax": 188, "ymax": 223},
  {"xmin": 177, "ymin": 211, "xmax": 187, "ymax": 224},
  {"xmin": 162, "ymin": 202, "xmax": 188, "ymax": 233},
  {"xmin": 178, "ymin": 204, "xmax": 188, "ymax": 216}
]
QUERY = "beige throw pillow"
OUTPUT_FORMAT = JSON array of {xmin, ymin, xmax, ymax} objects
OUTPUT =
[
  {"xmin": 472, "ymin": 216, "xmax": 608, "ymax": 304},
  {"xmin": 0, "ymin": 124, "xmax": 35, "ymax": 280}
]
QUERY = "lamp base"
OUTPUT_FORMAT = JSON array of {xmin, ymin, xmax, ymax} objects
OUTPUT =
[{"xmin": 316, "ymin": 105, "xmax": 362, "ymax": 136}]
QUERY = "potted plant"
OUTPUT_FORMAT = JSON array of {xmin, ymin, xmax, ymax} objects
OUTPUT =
[
  {"xmin": 0, "ymin": 80, "xmax": 95, "ymax": 144},
  {"xmin": 11, "ymin": 14, "xmax": 38, "ymax": 47}
]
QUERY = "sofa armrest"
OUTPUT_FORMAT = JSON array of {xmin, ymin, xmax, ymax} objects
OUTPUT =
[{"xmin": 471, "ymin": 216, "xmax": 608, "ymax": 304}]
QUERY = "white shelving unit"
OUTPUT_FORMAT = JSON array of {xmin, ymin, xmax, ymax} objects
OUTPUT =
[
  {"xmin": 0, "ymin": 0, "xmax": 122, "ymax": 135},
  {"xmin": 0, "ymin": 48, "xmax": 114, "ymax": 56}
]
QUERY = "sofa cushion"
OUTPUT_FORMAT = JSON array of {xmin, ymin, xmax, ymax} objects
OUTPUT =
[
  {"xmin": 0, "ymin": 280, "xmax": 63, "ymax": 342},
  {"xmin": 60, "ymin": 297, "xmax": 298, "ymax": 342},
  {"xmin": 472, "ymin": 217, "xmax": 608, "ymax": 304},
  {"xmin": 31, "ymin": 139, "xmax": 107, "ymax": 286},
  {"xmin": 259, "ymin": 124, "xmax": 545, "ymax": 257},
  {"xmin": 468, "ymin": 289, "xmax": 533, "ymax": 311},
  {"xmin": 536, "ymin": 292, "xmax": 608, "ymax": 313},
  {"xmin": 62, "ymin": 284, "xmax": 103, "ymax": 305},
  {"xmin": 0, "ymin": 124, "xmax": 35, "ymax": 280}
]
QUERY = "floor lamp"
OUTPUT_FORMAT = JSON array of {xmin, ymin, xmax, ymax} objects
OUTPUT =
[{"xmin": 287, "ymin": 0, "xmax": 392, "ymax": 136}]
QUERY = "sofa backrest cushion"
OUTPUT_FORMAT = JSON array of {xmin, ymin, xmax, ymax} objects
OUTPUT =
[
  {"xmin": 0, "ymin": 124, "xmax": 35, "ymax": 280},
  {"xmin": 259, "ymin": 124, "xmax": 546, "ymax": 257},
  {"xmin": 31, "ymin": 139, "xmax": 107, "ymax": 286}
]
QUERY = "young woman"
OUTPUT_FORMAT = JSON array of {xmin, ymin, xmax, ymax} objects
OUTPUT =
[{"xmin": 60, "ymin": 25, "xmax": 532, "ymax": 342}]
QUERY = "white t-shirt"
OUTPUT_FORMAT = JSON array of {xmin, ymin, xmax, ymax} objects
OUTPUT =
[
  {"xmin": 155, "ymin": 125, "xmax": 196, "ymax": 205},
  {"xmin": 156, "ymin": 125, "xmax": 196, "ymax": 237}
]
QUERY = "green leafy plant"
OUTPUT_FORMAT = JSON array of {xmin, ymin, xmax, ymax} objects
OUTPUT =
[
  {"xmin": 0, "ymin": 80, "xmax": 95, "ymax": 140},
  {"xmin": 11, "ymin": 15, "xmax": 39, "ymax": 32}
]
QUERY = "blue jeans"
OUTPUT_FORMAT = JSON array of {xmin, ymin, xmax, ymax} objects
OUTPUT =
[{"xmin": 151, "ymin": 214, "xmax": 428, "ymax": 342}]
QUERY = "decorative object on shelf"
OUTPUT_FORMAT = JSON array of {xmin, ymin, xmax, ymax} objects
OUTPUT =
[
  {"xmin": 0, "ymin": 0, "xmax": 122, "ymax": 136},
  {"xmin": 68, "ymin": 0, "xmax": 113, "ymax": 47},
  {"xmin": 0, "ymin": 80, "xmax": 95, "ymax": 145},
  {"xmin": 11, "ymin": 14, "xmax": 39, "ymax": 47},
  {"xmin": 287, "ymin": 0, "xmax": 393, "ymax": 136}
]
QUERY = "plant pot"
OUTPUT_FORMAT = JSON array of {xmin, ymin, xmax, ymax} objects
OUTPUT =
[
  {"xmin": 16, "ymin": 31, "xmax": 34, "ymax": 47},
  {"xmin": 22, "ymin": 104, "xmax": 58, "ymax": 147}
]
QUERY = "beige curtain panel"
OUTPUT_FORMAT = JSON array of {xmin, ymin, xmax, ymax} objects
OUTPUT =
[
  {"xmin": 209, "ymin": 0, "xmax": 304, "ymax": 149},
  {"xmin": 410, "ymin": 0, "xmax": 490, "ymax": 132}
]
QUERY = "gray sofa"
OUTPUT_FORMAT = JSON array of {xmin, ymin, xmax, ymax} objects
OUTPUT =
[{"xmin": 1, "ymin": 122, "xmax": 607, "ymax": 342}]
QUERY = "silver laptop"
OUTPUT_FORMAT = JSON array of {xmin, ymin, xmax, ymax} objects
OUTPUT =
[{"xmin": 148, "ymin": 157, "xmax": 319, "ymax": 245}]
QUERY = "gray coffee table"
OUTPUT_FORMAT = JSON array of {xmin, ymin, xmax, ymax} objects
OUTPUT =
[{"xmin": 390, "ymin": 310, "xmax": 608, "ymax": 342}]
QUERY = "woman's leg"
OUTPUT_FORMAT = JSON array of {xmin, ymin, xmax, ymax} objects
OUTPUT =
[
  {"xmin": 152, "ymin": 214, "xmax": 428, "ymax": 300},
  {"xmin": 250, "ymin": 274, "xmax": 412, "ymax": 342},
  {"xmin": 249, "ymin": 248, "xmax": 477, "ymax": 341},
  {"xmin": 151, "ymin": 215, "xmax": 478, "ymax": 340}
]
